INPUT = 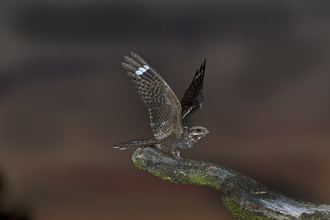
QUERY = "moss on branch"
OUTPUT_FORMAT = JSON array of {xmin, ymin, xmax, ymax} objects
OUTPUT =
[{"xmin": 132, "ymin": 147, "xmax": 330, "ymax": 220}]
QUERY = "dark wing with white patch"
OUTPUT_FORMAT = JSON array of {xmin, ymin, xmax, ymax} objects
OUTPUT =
[
  {"xmin": 122, "ymin": 52, "xmax": 183, "ymax": 140},
  {"xmin": 180, "ymin": 59, "xmax": 206, "ymax": 128}
]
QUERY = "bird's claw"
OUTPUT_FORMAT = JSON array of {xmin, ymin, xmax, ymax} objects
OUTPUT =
[{"xmin": 173, "ymin": 152, "xmax": 182, "ymax": 159}]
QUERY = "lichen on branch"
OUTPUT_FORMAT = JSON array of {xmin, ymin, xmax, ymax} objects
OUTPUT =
[{"xmin": 132, "ymin": 147, "xmax": 330, "ymax": 220}]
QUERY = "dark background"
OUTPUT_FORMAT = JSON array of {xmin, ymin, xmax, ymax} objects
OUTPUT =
[{"xmin": 0, "ymin": 1, "xmax": 330, "ymax": 219}]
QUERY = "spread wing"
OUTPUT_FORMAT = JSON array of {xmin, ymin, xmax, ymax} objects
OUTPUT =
[
  {"xmin": 122, "ymin": 52, "xmax": 183, "ymax": 140},
  {"xmin": 180, "ymin": 59, "xmax": 206, "ymax": 128}
]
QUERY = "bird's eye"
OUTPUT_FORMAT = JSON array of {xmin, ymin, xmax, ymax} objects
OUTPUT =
[{"xmin": 196, "ymin": 128, "xmax": 201, "ymax": 132}]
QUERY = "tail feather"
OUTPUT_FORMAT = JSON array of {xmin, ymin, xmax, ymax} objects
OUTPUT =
[{"xmin": 114, "ymin": 137, "xmax": 159, "ymax": 150}]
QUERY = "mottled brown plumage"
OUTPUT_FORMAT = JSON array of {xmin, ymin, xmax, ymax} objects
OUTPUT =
[{"xmin": 114, "ymin": 52, "xmax": 209, "ymax": 158}]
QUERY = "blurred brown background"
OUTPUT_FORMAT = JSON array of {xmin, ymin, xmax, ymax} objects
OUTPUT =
[{"xmin": 0, "ymin": 1, "xmax": 330, "ymax": 219}]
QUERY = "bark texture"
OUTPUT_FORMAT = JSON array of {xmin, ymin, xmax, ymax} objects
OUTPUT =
[{"xmin": 132, "ymin": 147, "xmax": 330, "ymax": 220}]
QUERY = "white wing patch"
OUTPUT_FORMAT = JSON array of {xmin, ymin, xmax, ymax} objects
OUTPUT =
[
  {"xmin": 138, "ymin": 67, "xmax": 146, "ymax": 73},
  {"xmin": 135, "ymin": 65, "xmax": 150, "ymax": 76},
  {"xmin": 135, "ymin": 70, "xmax": 143, "ymax": 75}
]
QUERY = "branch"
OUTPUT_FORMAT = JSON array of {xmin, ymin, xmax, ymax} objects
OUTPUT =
[{"xmin": 132, "ymin": 147, "xmax": 330, "ymax": 220}]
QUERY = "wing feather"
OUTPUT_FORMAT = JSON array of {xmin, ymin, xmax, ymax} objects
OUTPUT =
[
  {"xmin": 180, "ymin": 59, "xmax": 206, "ymax": 127},
  {"xmin": 122, "ymin": 52, "xmax": 183, "ymax": 140}
]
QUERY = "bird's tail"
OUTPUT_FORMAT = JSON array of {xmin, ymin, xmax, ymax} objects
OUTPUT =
[{"xmin": 113, "ymin": 137, "xmax": 159, "ymax": 150}]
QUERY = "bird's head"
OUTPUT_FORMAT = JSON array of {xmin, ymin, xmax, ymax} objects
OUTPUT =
[{"xmin": 188, "ymin": 126, "xmax": 210, "ymax": 141}]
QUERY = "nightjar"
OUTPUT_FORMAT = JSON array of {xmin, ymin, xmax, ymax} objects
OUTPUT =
[{"xmin": 114, "ymin": 52, "xmax": 209, "ymax": 158}]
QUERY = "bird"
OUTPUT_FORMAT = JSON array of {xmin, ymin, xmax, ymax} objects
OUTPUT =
[{"xmin": 113, "ymin": 52, "xmax": 209, "ymax": 158}]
